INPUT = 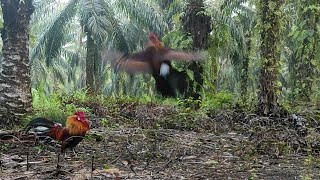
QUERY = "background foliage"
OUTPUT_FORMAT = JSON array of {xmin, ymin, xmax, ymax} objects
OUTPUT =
[{"xmin": 1, "ymin": 0, "xmax": 319, "ymax": 116}]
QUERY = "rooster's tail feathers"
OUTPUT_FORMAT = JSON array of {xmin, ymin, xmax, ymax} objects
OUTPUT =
[{"xmin": 24, "ymin": 117, "xmax": 57, "ymax": 135}]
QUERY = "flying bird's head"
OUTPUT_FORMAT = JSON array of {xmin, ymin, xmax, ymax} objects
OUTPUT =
[
  {"xmin": 147, "ymin": 32, "xmax": 163, "ymax": 49},
  {"xmin": 148, "ymin": 32, "xmax": 157, "ymax": 40}
]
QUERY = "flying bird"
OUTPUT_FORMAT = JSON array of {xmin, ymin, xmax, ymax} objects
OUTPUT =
[{"xmin": 108, "ymin": 32, "xmax": 205, "ymax": 98}]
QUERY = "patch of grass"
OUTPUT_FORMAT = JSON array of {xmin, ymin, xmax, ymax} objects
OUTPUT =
[
  {"xmin": 249, "ymin": 168, "xmax": 258, "ymax": 180},
  {"xmin": 305, "ymin": 128, "xmax": 320, "ymax": 154},
  {"xmin": 300, "ymin": 174, "xmax": 313, "ymax": 180},
  {"xmin": 157, "ymin": 105, "xmax": 206, "ymax": 131},
  {"xmin": 25, "ymin": 87, "xmax": 239, "ymax": 132},
  {"xmin": 201, "ymin": 91, "xmax": 234, "ymax": 113},
  {"xmin": 303, "ymin": 155, "xmax": 320, "ymax": 167},
  {"xmin": 0, "ymin": 143, "xmax": 9, "ymax": 152},
  {"xmin": 24, "ymin": 87, "xmax": 90, "ymax": 126},
  {"xmin": 103, "ymin": 164, "xmax": 111, "ymax": 170},
  {"xmin": 100, "ymin": 118, "xmax": 120, "ymax": 129},
  {"xmin": 100, "ymin": 118, "xmax": 109, "ymax": 127},
  {"xmin": 85, "ymin": 133, "xmax": 104, "ymax": 142},
  {"xmin": 154, "ymin": 91, "xmax": 236, "ymax": 131},
  {"xmin": 34, "ymin": 144, "xmax": 45, "ymax": 153},
  {"xmin": 301, "ymin": 155, "xmax": 320, "ymax": 180}
]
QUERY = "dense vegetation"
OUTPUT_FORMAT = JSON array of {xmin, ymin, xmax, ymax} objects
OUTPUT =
[{"xmin": 0, "ymin": 0, "xmax": 319, "ymax": 123}]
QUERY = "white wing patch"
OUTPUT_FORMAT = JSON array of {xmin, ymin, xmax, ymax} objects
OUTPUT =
[
  {"xmin": 34, "ymin": 126, "xmax": 49, "ymax": 132},
  {"xmin": 160, "ymin": 63, "xmax": 170, "ymax": 77},
  {"xmin": 32, "ymin": 126, "xmax": 50, "ymax": 135}
]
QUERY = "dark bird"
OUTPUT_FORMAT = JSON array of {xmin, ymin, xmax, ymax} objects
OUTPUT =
[
  {"xmin": 25, "ymin": 111, "xmax": 90, "ymax": 154},
  {"xmin": 110, "ymin": 32, "xmax": 205, "ymax": 98}
]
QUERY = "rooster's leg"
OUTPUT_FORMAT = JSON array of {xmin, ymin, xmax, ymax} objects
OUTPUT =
[
  {"xmin": 57, "ymin": 153, "xmax": 62, "ymax": 169},
  {"xmin": 72, "ymin": 149, "xmax": 78, "ymax": 157}
]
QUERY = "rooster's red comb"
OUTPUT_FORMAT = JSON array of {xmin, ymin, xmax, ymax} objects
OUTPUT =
[{"xmin": 74, "ymin": 111, "xmax": 86, "ymax": 118}]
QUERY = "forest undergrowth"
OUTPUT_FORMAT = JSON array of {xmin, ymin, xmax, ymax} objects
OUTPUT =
[{"xmin": 1, "ymin": 89, "xmax": 320, "ymax": 179}]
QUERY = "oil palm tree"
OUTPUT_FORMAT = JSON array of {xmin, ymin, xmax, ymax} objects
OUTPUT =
[
  {"xmin": 181, "ymin": 0, "xmax": 211, "ymax": 99},
  {"xmin": 30, "ymin": 0, "xmax": 167, "ymax": 95},
  {"xmin": 287, "ymin": 0, "xmax": 320, "ymax": 102},
  {"xmin": 0, "ymin": 0, "xmax": 34, "ymax": 125},
  {"xmin": 221, "ymin": 0, "xmax": 257, "ymax": 102},
  {"xmin": 256, "ymin": 0, "xmax": 285, "ymax": 115}
]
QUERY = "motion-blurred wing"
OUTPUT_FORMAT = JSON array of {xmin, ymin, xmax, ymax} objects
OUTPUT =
[
  {"xmin": 113, "ymin": 57, "xmax": 152, "ymax": 74},
  {"xmin": 103, "ymin": 48, "xmax": 154, "ymax": 74},
  {"xmin": 112, "ymin": 52, "xmax": 153, "ymax": 74},
  {"xmin": 157, "ymin": 48, "xmax": 206, "ymax": 62}
]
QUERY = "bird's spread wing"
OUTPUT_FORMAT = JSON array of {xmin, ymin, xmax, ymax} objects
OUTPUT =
[
  {"xmin": 157, "ymin": 48, "xmax": 206, "ymax": 62},
  {"xmin": 112, "ymin": 51, "xmax": 153, "ymax": 74},
  {"xmin": 103, "ymin": 46, "xmax": 206, "ymax": 74},
  {"xmin": 115, "ymin": 59, "xmax": 152, "ymax": 74}
]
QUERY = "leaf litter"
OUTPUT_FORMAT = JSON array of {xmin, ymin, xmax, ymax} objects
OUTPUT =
[{"xmin": 1, "ymin": 105, "xmax": 320, "ymax": 179}]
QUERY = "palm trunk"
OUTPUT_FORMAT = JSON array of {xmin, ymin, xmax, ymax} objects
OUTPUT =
[
  {"xmin": 240, "ymin": 34, "xmax": 252, "ymax": 103},
  {"xmin": 0, "ymin": 0, "xmax": 34, "ymax": 125},
  {"xmin": 86, "ymin": 30, "xmax": 96, "ymax": 95},
  {"xmin": 181, "ymin": 0, "xmax": 211, "ymax": 99},
  {"xmin": 256, "ymin": 0, "xmax": 284, "ymax": 116}
]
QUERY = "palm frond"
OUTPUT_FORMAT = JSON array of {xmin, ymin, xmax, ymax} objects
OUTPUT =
[
  {"xmin": 101, "ymin": 1, "xmax": 131, "ymax": 51},
  {"xmin": 30, "ymin": 0, "xmax": 78, "ymax": 66},
  {"xmin": 52, "ymin": 62, "xmax": 67, "ymax": 85},
  {"xmin": 149, "ymin": 0, "xmax": 183, "ymax": 25},
  {"xmin": 116, "ymin": 0, "xmax": 168, "ymax": 37},
  {"xmin": 31, "ymin": 0, "xmax": 60, "ymax": 23},
  {"xmin": 31, "ymin": 59, "xmax": 48, "ymax": 87},
  {"xmin": 80, "ymin": 0, "xmax": 113, "ymax": 46},
  {"xmin": 221, "ymin": 0, "xmax": 250, "ymax": 10},
  {"xmin": 212, "ymin": 9, "xmax": 246, "ymax": 66}
]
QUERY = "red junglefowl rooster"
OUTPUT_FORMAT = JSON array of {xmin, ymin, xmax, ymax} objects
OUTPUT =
[
  {"xmin": 24, "ymin": 111, "xmax": 90, "ymax": 154},
  {"xmin": 109, "ymin": 32, "xmax": 205, "ymax": 98}
]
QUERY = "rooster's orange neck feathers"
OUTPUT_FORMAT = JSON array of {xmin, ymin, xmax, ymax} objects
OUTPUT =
[{"xmin": 66, "ymin": 115, "xmax": 90, "ymax": 136}]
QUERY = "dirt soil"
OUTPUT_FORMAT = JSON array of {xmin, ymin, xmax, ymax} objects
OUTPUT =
[{"xmin": 1, "ymin": 104, "xmax": 320, "ymax": 179}]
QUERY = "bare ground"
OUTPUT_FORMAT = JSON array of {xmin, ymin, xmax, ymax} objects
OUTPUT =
[{"xmin": 1, "ymin": 103, "xmax": 320, "ymax": 179}]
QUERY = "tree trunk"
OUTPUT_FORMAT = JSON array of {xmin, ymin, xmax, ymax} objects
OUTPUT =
[
  {"xmin": 85, "ymin": 30, "xmax": 96, "ymax": 95},
  {"xmin": 0, "ymin": 0, "xmax": 34, "ymax": 125},
  {"xmin": 181, "ymin": 0, "xmax": 211, "ymax": 99},
  {"xmin": 240, "ymin": 34, "xmax": 252, "ymax": 103},
  {"xmin": 256, "ymin": 0, "xmax": 284, "ymax": 116}
]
